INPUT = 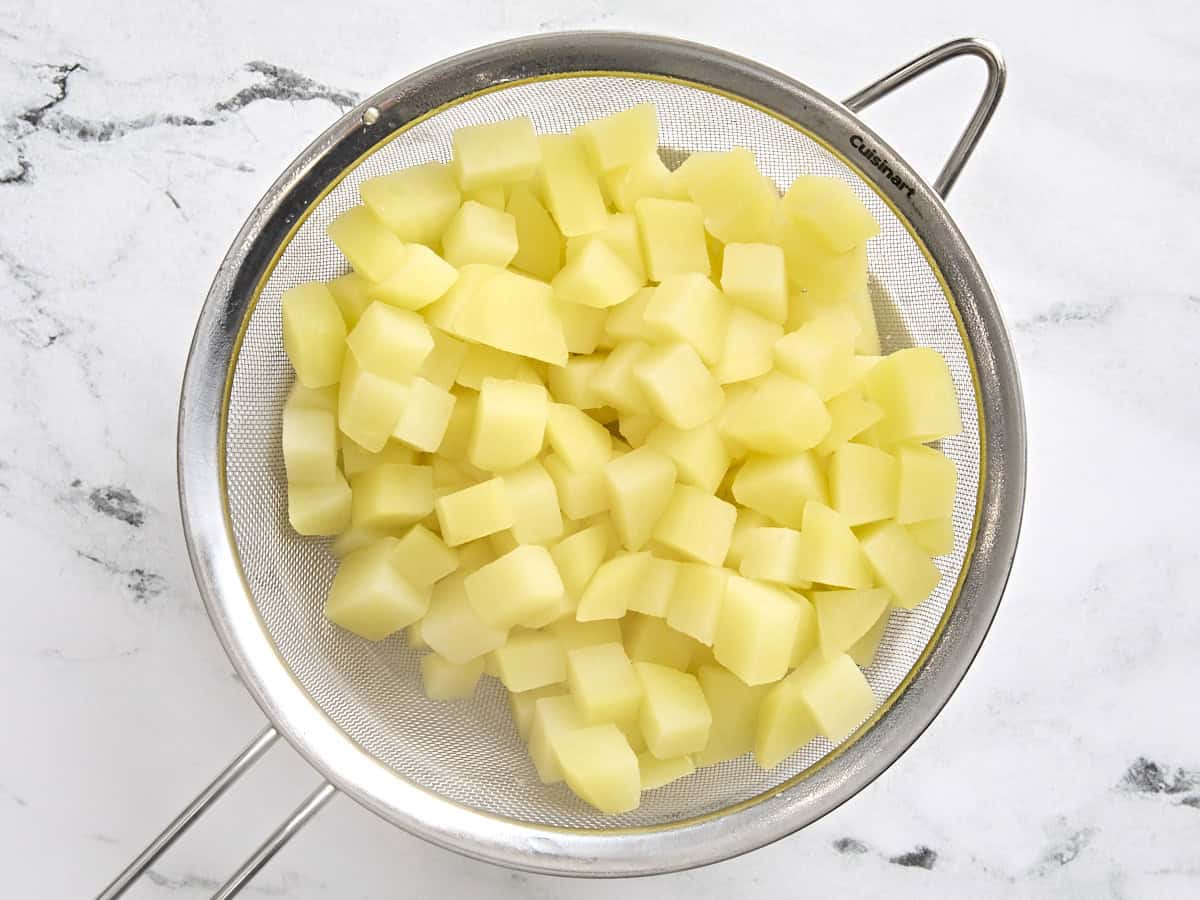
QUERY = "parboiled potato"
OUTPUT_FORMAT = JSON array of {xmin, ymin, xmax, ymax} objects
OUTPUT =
[
  {"xmin": 894, "ymin": 444, "xmax": 957, "ymax": 524},
  {"xmin": 528, "ymin": 694, "xmax": 585, "ymax": 784},
  {"xmin": 634, "ymin": 662, "xmax": 712, "ymax": 759},
  {"xmin": 812, "ymin": 587, "xmax": 891, "ymax": 660},
  {"xmin": 281, "ymin": 283, "xmax": 347, "ymax": 389},
  {"xmin": 371, "ymin": 244, "xmax": 459, "ymax": 311},
  {"xmin": 502, "ymin": 460, "xmax": 564, "ymax": 546},
  {"xmin": 326, "ymin": 205, "xmax": 406, "ymax": 283},
  {"xmin": 720, "ymin": 242, "xmax": 787, "ymax": 324},
  {"xmin": 288, "ymin": 474, "xmax": 352, "ymax": 536},
  {"xmin": 644, "ymin": 421, "xmax": 730, "ymax": 495},
  {"xmin": 360, "ymin": 161, "xmax": 461, "ymax": 244},
  {"xmin": 787, "ymin": 652, "xmax": 876, "ymax": 742},
  {"xmin": 421, "ymin": 570, "xmax": 509, "ymax": 663},
  {"xmin": 421, "ymin": 653, "xmax": 484, "ymax": 700},
  {"xmin": 468, "ymin": 377, "xmax": 548, "ymax": 472},
  {"xmin": 905, "ymin": 516, "xmax": 955, "ymax": 556},
  {"xmin": 451, "ymin": 116, "xmax": 541, "ymax": 190},
  {"xmin": 731, "ymin": 451, "xmax": 828, "ymax": 530},
  {"xmin": 282, "ymin": 404, "xmax": 338, "ymax": 485},
  {"xmin": 696, "ymin": 664, "xmax": 769, "ymax": 766},
  {"xmin": 686, "ymin": 148, "xmax": 778, "ymax": 244},
  {"xmin": 492, "ymin": 630, "xmax": 567, "ymax": 692},
  {"xmin": 633, "ymin": 342, "xmax": 724, "ymax": 430},
  {"xmin": 464, "ymin": 544, "xmax": 565, "ymax": 629},
  {"xmin": 643, "ymin": 274, "xmax": 729, "ymax": 366},
  {"xmin": 602, "ymin": 446, "xmax": 677, "ymax": 552},
  {"xmin": 624, "ymin": 555, "xmax": 678, "ymax": 618},
  {"xmin": 434, "ymin": 476, "xmax": 513, "ymax": 546},
  {"xmin": 652, "ymin": 484, "xmax": 736, "ymax": 567},
  {"xmin": 576, "ymin": 102, "xmax": 659, "ymax": 172},
  {"xmin": 441, "ymin": 201, "xmax": 519, "ymax": 268},
  {"xmin": 862, "ymin": 347, "xmax": 961, "ymax": 444},
  {"xmin": 666, "ymin": 563, "xmax": 730, "ymax": 646},
  {"xmin": 325, "ymin": 539, "xmax": 431, "ymax": 640},
  {"xmin": 576, "ymin": 551, "xmax": 650, "ymax": 621},
  {"xmin": 553, "ymin": 238, "xmax": 643, "ymax": 309},
  {"xmin": 454, "ymin": 269, "xmax": 568, "ymax": 366},
  {"xmin": 350, "ymin": 463, "xmax": 434, "ymax": 531},
  {"xmin": 556, "ymin": 723, "xmax": 641, "ymax": 813},
  {"xmin": 538, "ymin": 133, "xmax": 608, "ymax": 237},
  {"xmin": 638, "ymin": 752, "xmax": 695, "ymax": 790},
  {"xmin": 635, "ymin": 198, "xmax": 710, "ymax": 281},
  {"xmin": 713, "ymin": 576, "xmax": 803, "ymax": 686},
  {"xmin": 857, "ymin": 520, "xmax": 941, "ymax": 608},
  {"xmin": 793, "ymin": 501, "xmax": 874, "ymax": 589},
  {"xmin": 566, "ymin": 641, "xmax": 642, "ymax": 732},
  {"xmin": 506, "ymin": 183, "xmax": 563, "ymax": 282},
  {"xmin": 781, "ymin": 175, "xmax": 879, "ymax": 252},
  {"xmin": 723, "ymin": 372, "xmax": 831, "ymax": 454},
  {"xmin": 827, "ymin": 442, "xmax": 898, "ymax": 526},
  {"xmin": 346, "ymin": 301, "xmax": 434, "ymax": 382}
]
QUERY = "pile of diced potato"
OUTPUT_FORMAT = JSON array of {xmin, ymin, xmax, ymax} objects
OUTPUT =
[{"xmin": 279, "ymin": 103, "xmax": 961, "ymax": 814}]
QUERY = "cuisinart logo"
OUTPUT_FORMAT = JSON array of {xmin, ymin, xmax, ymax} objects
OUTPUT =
[{"xmin": 849, "ymin": 135, "xmax": 915, "ymax": 199}]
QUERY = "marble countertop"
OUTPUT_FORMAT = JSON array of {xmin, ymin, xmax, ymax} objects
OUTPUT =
[{"xmin": 2, "ymin": 0, "xmax": 1198, "ymax": 897}]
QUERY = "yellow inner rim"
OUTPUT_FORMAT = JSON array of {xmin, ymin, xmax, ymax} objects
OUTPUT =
[{"xmin": 218, "ymin": 69, "xmax": 988, "ymax": 835}]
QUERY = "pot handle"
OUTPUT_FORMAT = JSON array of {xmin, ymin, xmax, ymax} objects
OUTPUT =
[{"xmin": 844, "ymin": 37, "xmax": 1006, "ymax": 198}]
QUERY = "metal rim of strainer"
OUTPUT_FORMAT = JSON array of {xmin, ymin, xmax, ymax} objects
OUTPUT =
[{"xmin": 173, "ymin": 32, "xmax": 1025, "ymax": 880}]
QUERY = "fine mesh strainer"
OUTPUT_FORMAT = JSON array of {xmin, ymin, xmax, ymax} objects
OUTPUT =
[{"xmin": 99, "ymin": 32, "xmax": 1024, "ymax": 898}]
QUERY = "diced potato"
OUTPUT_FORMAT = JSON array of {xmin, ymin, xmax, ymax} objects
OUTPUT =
[
  {"xmin": 407, "ymin": 620, "xmax": 429, "ymax": 649},
  {"xmin": 286, "ymin": 381, "xmax": 339, "ymax": 413},
  {"xmin": 421, "ymin": 653, "xmax": 484, "ymax": 700},
  {"xmin": 566, "ymin": 642, "xmax": 642, "ymax": 731},
  {"xmin": 537, "ymin": 133, "xmax": 608, "ymax": 237},
  {"xmin": 370, "ymin": 247, "xmax": 458, "ymax": 313},
  {"xmin": 635, "ymin": 198, "xmax": 710, "ymax": 281},
  {"xmin": 544, "ymin": 453, "xmax": 610, "ymax": 521},
  {"xmin": 327, "ymin": 272, "xmax": 373, "ymax": 329},
  {"xmin": 621, "ymin": 413, "xmax": 654, "ymax": 448},
  {"xmin": 282, "ymin": 405, "xmax": 338, "ymax": 484},
  {"xmin": 456, "ymin": 539, "xmax": 499, "ymax": 574},
  {"xmin": 441, "ymin": 201, "xmax": 519, "ymax": 268},
  {"xmin": 604, "ymin": 287, "xmax": 670, "ymax": 344},
  {"xmin": 774, "ymin": 311, "xmax": 859, "ymax": 400},
  {"xmin": 731, "ymin": 451, "xmax": 828, "ymax": 529},
  {"xmin": 812, "ymin": 587, "xmax": 891, "ymax": 660},
  {"xmin": 848, "ymin": 607, "xmax": 890, "ymax": 667},
  {"xmin": 905, "ymin": 516, "xmax": 955, "ymax": 556},
  {"xmin": 547, "ymin": 353, "xmax": 606, "ymax": 409},
  {"xmin": 391, "ymin": 376, "xmax": 455, "ymax": 452},
  {"xmin": 614, "ymin": 555, "xmax": 672, "ymax": 618},
  {"xmin": 346, "ymin": 302, "xmax": 434, "ymax": 381},
  {"xmin": 434, "ymin": 476, "xmax": 513, "ymax": 546},
  {"xmin": 773, "ymin": 214, "xmax": 867, "ymax": 301},
  {"xmin": 738, "ymin": 526, "xmax": 805, "ymax": 587},
  {"xmin": 723, "ymin": 372, "xmax": 831, "ymax": 454},
  {"xmin": 576, "ymin": 551, "xmax": 650, "ymax": 621},
  {"xmin": 454, "ymin": 343, "xmax": 522, "ymax": 390},
  {"xmin": 464, "ymin": 544, "xmax": 565, "ymax": 628},
  {"xmin": 724, "ymin": 507, "xmax": 769, "ymax": 569},
  {"xmin": 556, "ymin": 724, "xmax": 641, "ymax": 813},
  {"xmin": 546, "ymin": 403, "xmax": 613, "ymax": 471},
  {"xmin": 359, "ymin": 161, "xmax": 461, "ymax": 244},
  {"xmin": 452, "ymin": 116, "xmax": 541, "ymax": 190},
  {"xmin": 325, "ymin": 539, "xmax": 430, "ymax": 639},
  {"xmin": 652, "ymin": 485, "xmax": 736, "ymax": 567},
  {"xmin": 592, "ymin": 341, "xmax": 651, "ymax": 413},
  {"xmin": 553, "ymin": 238, "xmax": 643, "ymax": 309},
  {"xmin": 567, "ymin": 212, "xmax": 647, "ymax": 282},
  {"xmin": 462, "ymin": 184, "xmax": 507, "ymax": 210},
  {"xmin": 281, "ymin": 283, "xmax": 347, "ymax": 388},
  {"xmin": 603, "ymin": 446, "xmax": 677, "ymax": 551},
  {"xmin": 862, "ymin": 348, "xmax": 961, "ymax": 444},
  {"xmin": 782, "ymin": 176, "xmax": 879, "ymax": 252},
  {"xmin": 340, "ymin": 434, "xmax": 416, "ymax": 477},
  {"xmin": 528, "ymin": 694, "xmax": 585, "ymax": 783},
  {"xmin": 633, "ymin": 343, "xmax": 724, "ymax": 429},
  {"xmin": 509, "ymin": 684, "xmax": 567, "ymax": 739},
  {"xmin": 828, "ymin": 442, "xmax": 898, "ymax": 525},
  {"xmin": 350, "ymin": 463, "xmax": 434, "ymax": 531},
  {"xmin": 644, "ymin": 422, "xmax": 730, "ymax": 496},
  {"xmin": 720, "ymin": 243, "xmax": 787, "ymax": 324},
  {"xmin": 857, "ymin": 521, "xmax": 941, "ymax": 608},
  {"xmin": 492, "ymin": 630, "xmax": 567, "ymax": 692},
  {"xmin": 789, "ymin": 653, "xmax": 876, "ymax": 742},
  {"xmin": 634, "ymin": 662, "xmax": 712, "ymax": 759},
  {"xmin": 793, "ymin": 502, "xmax": 874, "ymax": 589},
  {"xmin": 435, "ymin": 389, "xmax": 476, "ymax": 461},
  {"xmin": 548, "ymin": 617, "xmax": 622, "ymax": 652},
  {"xmin": 557, "ymin": 300, "xmax": 608, "ymax": 355},
  {"xmin": 577, "ymin": 102, "xmax": 659, "ymax": 172},
  {"xmin": 894, "ymin": 444, "xmax": 956, "ymax": 524},
  {"xmin": 331, "ymin": 526, "xmax": 387, "ymax": 559},
  {"xmin": 686, "ymin": 148, "xmax": 778, "ymax": 244},
  {"xmin": 288, "ymin": 474, "xmax": 352, "ymax": 536},
  {"xmin": 391, "ymin": 524, "xmax": 458, "ymax": 587},
  {"xmin": 503, "ymin": 460, "xmax": 564, "ymax": 545},
  {"xmin": 423, "ymin": 263, "xmax": 498, "ymax": 336},
  {"xmin": 643, "ymin": 274, "xmax": 729, "ymax": 365},
  {"xmin": 711, "ymin": 307, "xmax": 782, "ymax": 385},
  {"xmin": 638, "ymin": 752, "xmax": 695, "ymax": 790},
  {"xmin": 666, "ymin": 563, "xmax": 730, "ymax": 646},
  {"xmin": 327, "ymin": 205, "xmax": 406, "ymax": 283},
  {"xmin": 713, "ymin": 576, "xmax": 803, "ymax": 685},
  {"xmin": 550, "ymin": 523, "xmax": 612, "ymax": 601},
  {"xmin": 506, "ymin": 183, "xmax": 564, "ymax": 282},
  {"xmin": 815, "ymin": 389, "xmax": 883, "ymax": 456},
  {"xmin": 422, "ymin": 570, "xmax": 508, "ymax": 662},
  {"xmin": 455, "ymin": 269, "xmax": 568, "ymax": 366},
  {"xmin": 602, "ymin": 151, "xmax": 673, "ymax": 212},
  {"xmin": 416, "ymin": 329, "xmax": 469, "ymax": 391},
  {"xmin": 789, "ymin": 591, "xmax": 820, "ymax": 667},
  {"xmin": 624, "ymin": 612, "xmax": 695, "ymax": 669},
  {"xmin": 754, "ymin": 670, "xmax": 819, "ymax": 768},
  {"xmin": 695, "ymin": 664, "xmax": 769, "ymax": 766},
  {"xmin": 468, "ymin": 378, "xmax": 548, "ymax": 472}
]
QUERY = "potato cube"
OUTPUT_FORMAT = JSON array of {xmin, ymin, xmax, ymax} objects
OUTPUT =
[
  {"xmin": 557, "ymin": 724, "xmax": 641, "ymax": 813},
  {"xmin": 544, "ymin": 454, "xmax": 609, "ymax": 521},
  {"xmin": 618, "ymin": 414, "xmax": 657, "ymax": 449},
  {"xmin": 576, "ymin": 102, "xmax": 658, "ymax": 172},
  {"xmin": 281, "ymin": 283, "xmax": 347, "ymax": 388},
  {"xmin": 421, "ymin": 653, "xmax": 484, "ymax": 700},
  {"xmin": 550, "ymin": 523, "xmax": 612, "ymax": 600},
  {"xmin": 773, "ymin": 214, "xmax": 868, "ymax": 300},
  {"xmin": 537, "ymin": 133, "xmax": 608, "ymax": 237},
  {"xmin": 638, "ymin": 752, "xmax": 695, "ymax": 790},
  {"xmin": 465, "ymin": 544, "xmax": 565, "ymax": 628},
  {"xmin": 664, "ymin": 150, "xmax": 728, "ymax": 197},
  {"xmin": 346, "ymin": 302, "xmax": 434, "ymax": 381},
  {"xmin": 862, "ymin": 348, "xmax": 961, "ymax": 444},
  {"xmin": 645, "ymin": 422, "xmax": 730, "ymax": 495},
  {"xmin": 492, "ymin": 630, "xmax": 567, "ymax": 692},
  {"xmin": 502, "ymin": 460, "xmax": 563, "ymax": 545},
  {"xmin": 695, "ymin": 664, "xmax": 769, "ymax": 766},
  {"xmin": 330, "ymin": 526, "xmax": 383, "ymax": 559},
  {"xmin": 553, "ymin": 238, "xmax": 643, "ymax": 309},
  {"xmin": 793, "ymin": 502, "xmax": 874, "ymax": 589},
  {"xmin": 391, "ymin": 524, "xmax": 458, "ymax": 587},
  {"xmin": 624, "ymin": 613, "xmax": 695, "ymax": 669},
  {"xmin": 815, "ymin": 389, "xmax": 883, "ymax": 456},
  {"xmin": 548, "ymin": 617, "xmax": 622, "ymax": 653},
  {"xmin": 546, "ymin": 403, "xmax": 613, "ymax": 471},
  {"xmin": 789, "ymin": 653, "xmax": 876, "ymax": 742},
  {"xmin": 686, "ymin": 149, "xmax": 778, "ymax": 244},
  {"xmin": 286, "ymin": 381, "xmax": 338, "ymax": 413},
  {"xmin": 339, "ymin": 434, "xmax": 415, "ymax": 478},
  {"xmin": 288, "ymin": 474, "xmax": 352, "ymax": 536},
  {"xmin": 557, "ymin": 301, "xmax": 608, "ymax": 355},
  {"xmin": 720, "ymin": 243, "xmax": 787, "ymax": 324},
  {"xmin": 666, "ymin": 563, "xmax": 730, "ymax": 646},
  {"xmin": 633, "ymin": 343, "xmax": 724, "ymax": 429},
  {"xmin": 441, "ymin": 201, "xmax": 519, "ymax": 268},
  {"xmin": 812, "ymin": 587, "xmax": 891, "ymax": 660},
  {"xmin": 604, "ymin": 287, "xmax": 671, "ymax": 344},
  {"xmin": 416, "ymin": 329, "xmax": 468, "ymax": 392},
  {"xmin": 576, "ymin": 551, "xmax": 650, "ymax": 621},
  {"xmin": 711, "ymin": 307, "xmax": 782, "ymax": 385},
  {"xmin": 848, "ymin": 607, "xmax": 890, "ymax": 667},
  {"xmin": 456, "ymin": 269, "xmax": 568, "ymax": 366},
  {"xmin": 390, "ymin": 377, "xmax": 455, "ymax": 453},
  {"xmin": 788, "ymin": 591, "xmax": 820, "ymax": 667},
  {"xmin": 603, "ymin": 446, "xmax": 677, "ymax": 551},
  {"xmin": 282, "ymin": 405, "xmax": 338, "ymax": 485},
  {"xmin": 454, "ymin": 342, "xmax": 522, "ymax": 390},
  {"xmin": 635, "ymin": 198, "xmax": 710, "ymax": 281},
  {"xmin": 625, "ymin": 556, "xmax": 679, "ymax": 618},
  {"xmin": 461, "ymin": 184, "xmax": 507, "ymax": 210},
  {"xmin": 602, "ymin": 152, "xmax": 673, "ymax": 213},
  {"xmin": 857, "ymin": 521, "xmax": 941, "ymax": 608},
  {"xmin": 452, "ymin": 116, "xmax": 540, "ymax": 190},
  {"xmin": 326, "ymin": 205, "xmax": 406, "ymax": 283},
  {"xmin": 894, "ymin": 444, "xmax": 957, "ymax": 524},
  {"xmin": 503, "ymin": 183, "xmax": 563, "ymax": 282},
  {"xmin": 633, "ymin": 662, "xmax": 711, "ymax": 759},
  {"xmin": 723, "ymin": 372, "xmax": 831, "ymax": 454},
  {"xmin": 828, "ymin": 442, "xmax": 898, "ymax": 526},
  {"xmin": 528, "ymin": 694, "xmax": 585, "ymax": 784},
  {"xmin": 905, "ymin": 516, "xmax": 954, "ymax": 556},
  {"xmin": 782, "ymin": 176, "xmax": 879, "ymax": 252},
  {"xmin": 724, "ymin": 507, "xmax": 769, "ymax": 569},
  {"xmin": 731, "ymin": 451, "xmax": 828, "ymax": 529},
  {"xmin": 326, "ymin": 272, "xmax": 374, "ymax": 329},
  {"xmin": 370, "ymin": 244, "xmax": 459, "ymax": 311},
  {"xmin": 509, "ymin": 684, "xmax": 567, "ymax": 740},
  {"xmin": 566, "ymin": 642, "xmax": 642, "ymax": 731},
  {"xmin": 468, "ymin": 377, "xmax": 548, "ymax": 472},
  {"xmin": 738, "ymin": 527, "xmax": 806, "ymax": 587},
  {"xmin": 547, "ymin": 353, "xmax": 606, "ymax": 409},
  {"xmin": 325, "ymin": 539, "xmax": 430, "ymax": 640},
  {"xmin": 350, "ymin": 463, "xmax": 434, "ymax": 530},
  {"xmin": 456, "ymin": 539, "xmax": 499, "ymax": 574},
  {"xmin": 422, "ymin": 570, "xmax": 508, "ymax": 663},
  {"xmin": 754, "ymin": 671, "xmax": 820, "ymax": 768},
  {"xmin": 643, "ymin": 274, "xmax": 729, "ymax": 365},
  {"xmin": 434, "ymin": 477, "xmax": 513, "ymax": 546},
  {"xmin": 652, "ymin": 485, "xmax": 736, "ymax": 566},
  {"xmin": 435, "ymin": 389, "xmax": 476, "ymax": 460},
  {"xmin": 424, "ymin": 263, "xmax": 499, "ymax": 336},
  {"xmin": 359, "ymin": 161, "xmax": 461, "ymax": 244},
  {"xmin": 774, "ymin": 314, "xmax": 859, "ymax": 403},
  {"xmin": 592, "ymin": 341, "xmax": 651, "ymax": 413},
  {"xmin": 713, "ymin": 576, "xmax": 803, "ymax": 685},
  {"xmin": 567, "ymin": 212, "xmax": 647, "ymax": 281},
  {"xmin": 407, "ymin": 620, "xmax": 429, "ymax": 649}
]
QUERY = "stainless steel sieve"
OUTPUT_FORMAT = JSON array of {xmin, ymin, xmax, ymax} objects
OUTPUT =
[{"xmin": 98, "ymin": 32, "xmax": 1024, "ymax": 899}]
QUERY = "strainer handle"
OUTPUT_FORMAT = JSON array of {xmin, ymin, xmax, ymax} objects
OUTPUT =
[{"xmin": 843, "ymin": 37, "xmax": 1006, "ymax": 197}]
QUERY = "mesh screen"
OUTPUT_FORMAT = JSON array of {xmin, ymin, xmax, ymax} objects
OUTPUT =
[{"xmin": 224, "ymin": 76, "xmax": 981, "ymax": 829}]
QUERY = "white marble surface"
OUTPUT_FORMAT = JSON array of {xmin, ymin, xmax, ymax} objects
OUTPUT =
[{"xmin": 2, "ymin": 0, "xmax": 1198, "ymax": 896}]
